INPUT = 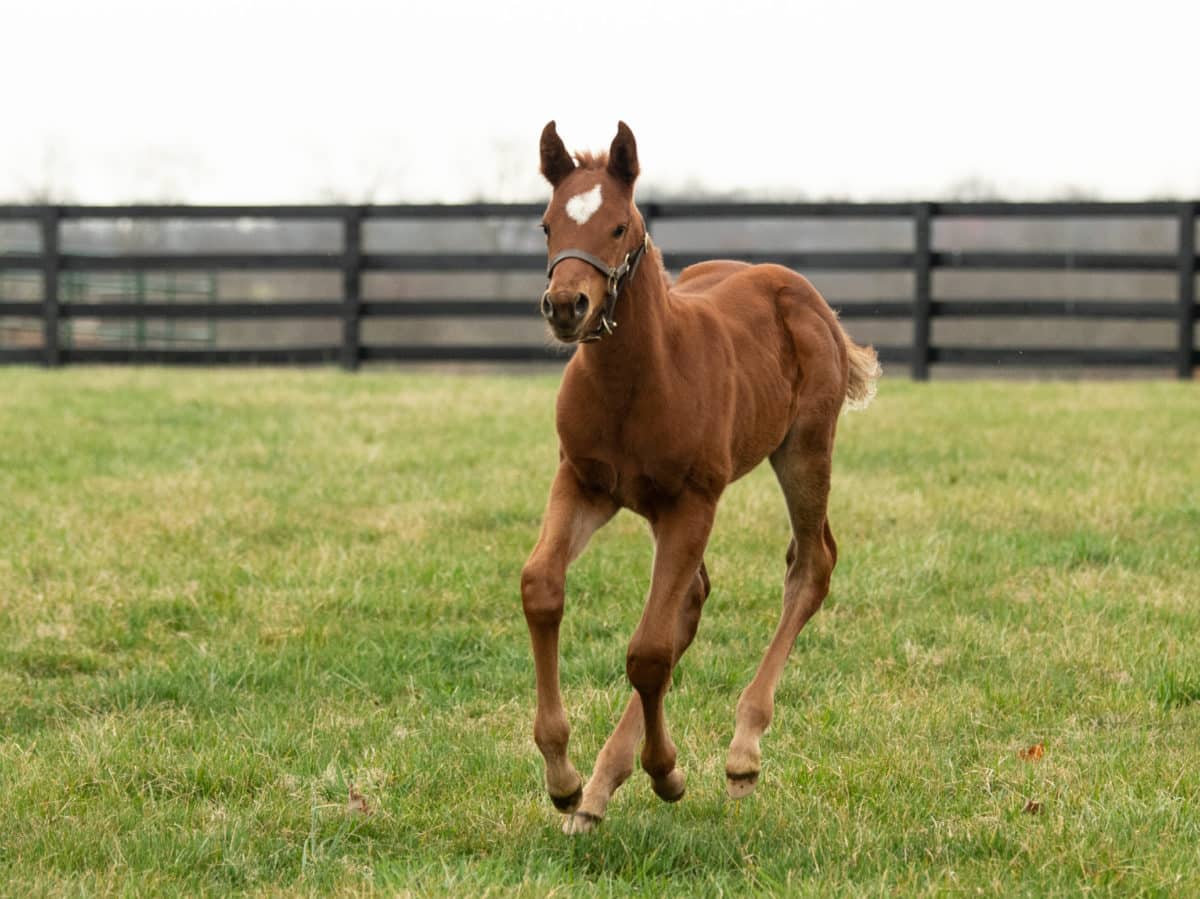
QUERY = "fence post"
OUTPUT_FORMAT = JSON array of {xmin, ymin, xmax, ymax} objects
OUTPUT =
[
  {"xmin": 341, "ymin": 206, "xmax": 363, "ymax": 371},
  {"xmin": 1178, "ymin": 202, "xmax": 1197, "ymax": 380},
  {"xmin": 911, "ymin": 201, "xmax": 933, "ymax": 380},
  {"xmin": 40, "ymin": 206, "xmax": 61, "ymax": 367}
]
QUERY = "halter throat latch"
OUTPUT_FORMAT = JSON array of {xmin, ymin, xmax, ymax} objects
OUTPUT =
[{"xmin": 545, "ymin": 234, "xmax": 649, "ymax": 342}]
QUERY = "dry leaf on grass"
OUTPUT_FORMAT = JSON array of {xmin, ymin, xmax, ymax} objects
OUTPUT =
[
  {"xmin": 347, "ymin": 786, "xmax": 371, "ymax": 816},
  {"xmin": 1018, "ymin": 742, "xmax": 1045, "ymax": 761},
  {"xmin": 1022, "ymin": 799, "xmax": 1042, "ymax": 815}
]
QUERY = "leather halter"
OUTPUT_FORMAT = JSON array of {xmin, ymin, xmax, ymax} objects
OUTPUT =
[{"xmin": 545, "ymin": 233, "xmax": 649, "ymax": 342}]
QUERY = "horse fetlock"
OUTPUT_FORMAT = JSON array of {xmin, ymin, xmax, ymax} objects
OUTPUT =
[
  {"xmin": 549, "ymin": 780, "xmax": 583, "ymax": 813},
  {"xmin": 650, "ymin": 767, "xmax": 686, "ymax": 803},
  {"xmin": 543, "ymin": 761, "xmax": 582, "ymax": 810},
  {"xmin": 735, "ymin": 692, "xmax": 773, "ymax": 734},
  {"xmin": 535, "ymin": 719, "xmax": 580, "ymax": 804},
  {"xmin": 574, "ymin": 776, "xmax": 618, "ymax": 824}
]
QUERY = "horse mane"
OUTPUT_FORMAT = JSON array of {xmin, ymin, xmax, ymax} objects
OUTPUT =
[{"xmin": 573, "ymin": 151, "xmax": 608, "ymax": 170}]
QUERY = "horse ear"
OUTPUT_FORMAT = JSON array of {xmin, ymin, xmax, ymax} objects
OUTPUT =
[
  {"xmin": 607, "ymin": 121, "xmax": 639, "ymax": 186},
  {"xmin": 539, "ymin": 121, "xmax": 576, "ymax": 187}
]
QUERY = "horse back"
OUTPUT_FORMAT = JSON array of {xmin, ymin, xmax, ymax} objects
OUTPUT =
[
  {"xmin": 659, "ymin": 263, "xmax": 846, "ymax": 478},
  {"xmin": 681, "ymin": 262, "xmax": 850, "ymax": 418},
  {"xmin": 672, "ymin": 259, "xmax": 752, "ymax": 296}
]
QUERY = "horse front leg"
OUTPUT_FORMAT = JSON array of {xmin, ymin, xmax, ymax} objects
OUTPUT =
[
  {"xmin": 521, "ymin": 464, "xmax": 615, "ymax": 813},
  {"xmin": 565, "ymin": 561, "xmax": 710, "ymax": 834},
  {"xmin": 626, "ymin": 492, "xmax": 715, "ymax": 804}
]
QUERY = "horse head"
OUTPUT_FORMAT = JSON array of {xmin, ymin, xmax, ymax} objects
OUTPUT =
[{"xmin": 538, "ymin": 120, "xmax": 647, "ymax": 343}]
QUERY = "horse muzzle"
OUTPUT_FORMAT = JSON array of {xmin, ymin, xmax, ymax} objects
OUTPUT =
[{"xmin": 541, "ymin": 289, "xmax": 593, "ymax": 342}]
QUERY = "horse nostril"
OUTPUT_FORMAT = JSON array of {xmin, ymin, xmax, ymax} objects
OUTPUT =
[
  {"xmin": 574, "ymin": 294, "xmax": 589, "ymax": 319},
  {"xmin": 541, "ymin": 292, "xmax": 553, "ymax": 319}
]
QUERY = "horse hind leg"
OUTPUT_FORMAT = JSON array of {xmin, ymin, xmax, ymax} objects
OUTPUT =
[
  {"xmin": 726, "ymin": 430, "xmax": 837, "ymax": 799},
  {"xmin": 565, "ymin": 561, "xmax": 711, "ymax": 834}
]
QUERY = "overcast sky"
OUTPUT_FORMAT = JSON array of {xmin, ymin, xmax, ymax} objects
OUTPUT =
[{"xmin": 3, "ymin": 0, "xmax": 1198, "ymax": 203}]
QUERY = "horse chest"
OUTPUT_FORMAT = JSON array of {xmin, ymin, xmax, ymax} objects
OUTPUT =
[
  {"xmin": 561, "ymin": 424, "xmax": 701, "ymax": 511},
  {"xmin": 557, "ymin": 366, "xmax": 722, "ymax": 508}
]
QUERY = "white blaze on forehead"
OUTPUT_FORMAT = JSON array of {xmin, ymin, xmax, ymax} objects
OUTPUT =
[{"xmin": 565, "ymin": 184, "xmax": 603, "ymax": 225}]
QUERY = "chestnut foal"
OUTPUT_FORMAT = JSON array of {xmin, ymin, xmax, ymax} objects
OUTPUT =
[{"xmin": 521, "ymin": 121, "xmax": 879, "ymax": 834}]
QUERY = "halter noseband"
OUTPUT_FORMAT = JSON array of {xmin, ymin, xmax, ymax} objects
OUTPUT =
[{"xmin": 545, "ymin": 233, "xmax": 649, "ymax": 342}]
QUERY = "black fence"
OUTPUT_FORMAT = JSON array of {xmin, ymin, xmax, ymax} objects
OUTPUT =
[{"xmin": 0, "ymin": 201, "xmax": 1196, "ymax": 378}]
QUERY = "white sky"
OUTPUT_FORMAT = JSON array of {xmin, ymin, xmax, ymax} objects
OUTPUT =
[{"xmin": 3, "ymin": 0, "xmax": 1198, "ymax": 203}]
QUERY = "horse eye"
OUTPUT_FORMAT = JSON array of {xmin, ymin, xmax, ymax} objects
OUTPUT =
[{"xmin": 612, "ymin": 224, "xmax": 627, "ymax": 239}]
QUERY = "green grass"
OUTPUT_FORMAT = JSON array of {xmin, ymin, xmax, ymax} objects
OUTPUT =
[{"xmin": 1, "ymin": 368, "xmax": 1198, "ymax": 897}]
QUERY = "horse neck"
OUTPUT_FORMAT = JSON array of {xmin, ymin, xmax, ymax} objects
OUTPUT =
[{"xmin": 575, "ymin": 243, "xmax": 671, "ymax": 389}]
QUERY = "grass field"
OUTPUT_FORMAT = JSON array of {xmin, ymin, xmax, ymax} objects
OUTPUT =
[{"xmin": 1, "ymin": 369, "xmax": 1198, "ymax": 897}]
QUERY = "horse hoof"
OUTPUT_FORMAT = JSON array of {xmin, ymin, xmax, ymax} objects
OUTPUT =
[
  {"xmin": 725, "ymin": 770, "xmax": 759, "ymax": 799},
  {"xmin": 550, "ymin": 784, "xmax": 583, "ymax": 813},
  {"xmin": 562, "ymin": 811, "xmax": 601, "ymax": 835},
  {"xmin": 652, "ymin": 768, "xmax": 686, "ymax": 803}
]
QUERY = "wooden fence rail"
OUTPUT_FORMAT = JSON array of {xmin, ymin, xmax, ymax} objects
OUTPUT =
[{"xmin": 0, "ymin": 202, "xmax": 1196, "ymax": 377}]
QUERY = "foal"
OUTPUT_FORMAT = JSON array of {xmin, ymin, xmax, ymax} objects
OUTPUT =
[{"xmin": 521, "ymin": 121, "xmax": 879, "ymax": 834}]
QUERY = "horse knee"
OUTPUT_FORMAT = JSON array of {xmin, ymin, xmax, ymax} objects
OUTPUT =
[
  {"xmin": 521, "ymin": 562, "xmax": 563, "ymax": 628},
  {"xmin": 626, "ymin": 642, "xmax": 672, "ymax": 696}
]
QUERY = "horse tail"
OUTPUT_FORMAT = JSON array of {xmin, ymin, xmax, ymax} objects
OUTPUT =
[{"xmin": 842, "ymin": 333, "xmax": 881, "ymax": 412}]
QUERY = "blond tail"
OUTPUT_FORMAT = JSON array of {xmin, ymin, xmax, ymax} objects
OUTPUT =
[{"xmin": 844, "ymin": 339, "xmax": 881, "ymax": 411}]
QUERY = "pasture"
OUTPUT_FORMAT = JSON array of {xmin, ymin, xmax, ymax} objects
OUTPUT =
[{"xmin": 0, "ymin": 369, "xmax": 1197, "ymax": 896}]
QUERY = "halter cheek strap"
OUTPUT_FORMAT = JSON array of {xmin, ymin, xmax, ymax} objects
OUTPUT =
[{"xmin": 545, "ymin": 234, "xmax": 650, "ymax": 342}]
